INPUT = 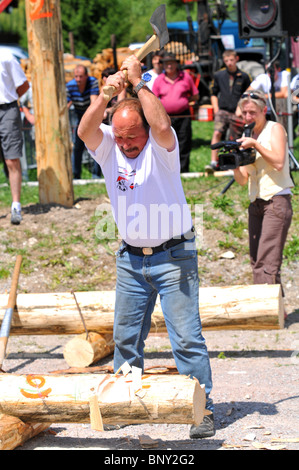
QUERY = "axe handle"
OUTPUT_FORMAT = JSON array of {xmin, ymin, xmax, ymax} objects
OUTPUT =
[
  {"xmin": 103, "ymin": 34, "xmax": 160, "ymax": 102},
  {"xmin": 0, "ymin": 255, "xmax": 22, "ymax": 368}
]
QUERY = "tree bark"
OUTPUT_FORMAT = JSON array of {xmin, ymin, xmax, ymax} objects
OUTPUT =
[
  {"xmin": 0, "ymin": 373, "xmax": 205, "ymax": 426},
  {"xmin": 0, "ymin": 414, "xmax": 50, "ymax": 450},
  {"xmin": 0, "ymin": 285, "xmax": 284, "ymax": 335},
  {"xmin": 25, "ymin": 0, "xmax": 74, "ymax": 206}
]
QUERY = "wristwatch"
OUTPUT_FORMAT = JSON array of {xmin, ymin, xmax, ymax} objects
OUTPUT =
[{"xmin": 133, "ymin": 72, "xmax": 152, "ymax": 94}]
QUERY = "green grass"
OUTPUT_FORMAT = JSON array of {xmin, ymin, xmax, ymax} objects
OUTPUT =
[{"xmin": 0, "ymin": 120, "xmax": 298, "ymax": 266}]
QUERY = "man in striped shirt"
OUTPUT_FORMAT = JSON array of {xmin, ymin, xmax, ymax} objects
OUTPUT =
[{"xmin": 67, "ymin": 65, "xmax": 99, "ymax": 179}]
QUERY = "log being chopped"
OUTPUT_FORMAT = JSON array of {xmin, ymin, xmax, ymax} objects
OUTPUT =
[{"xmin": 0, "ymin": 372, "xmax": 206, "ymax": 427}]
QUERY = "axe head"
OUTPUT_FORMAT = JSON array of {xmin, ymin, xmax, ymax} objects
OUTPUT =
[{"xmin": 149, "ymin": 4, "xmax": 169, "ymax": 49}]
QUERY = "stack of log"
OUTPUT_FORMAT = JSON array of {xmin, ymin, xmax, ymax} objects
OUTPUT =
[
  {"xmin": 20, "ymin": 47, "xmax": 134, "ymax": 85},
  {"xmin": 163, "ymin": 41, "xmax": 196, "ymax": 64},
  {"xmin": 20, "ymin": 43, "xmax": 195, "ymax": 85},
  {"xmin": 90, "ymin": 47, "xmax": 133, "ymax": 81}
]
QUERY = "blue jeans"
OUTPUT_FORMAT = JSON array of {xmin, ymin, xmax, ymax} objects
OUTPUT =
[{"xmin": 114, "ymin": 237, "xmax": 213, "ymax": 411}]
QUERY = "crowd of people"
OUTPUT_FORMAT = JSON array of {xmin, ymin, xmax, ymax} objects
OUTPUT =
[{"xmin": 0, "ymin": 46, "xmax": 296, "ymax": 439}]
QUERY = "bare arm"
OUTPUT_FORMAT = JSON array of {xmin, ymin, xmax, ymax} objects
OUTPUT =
[
  {"xmin": 78, "ymin": 72, "xmax": 126, "ymax": 151},
  {"xmin": 237, "ymin": 122, "xmax": 287, "ymax": 171},
  {"xmin": 121, "ymin": 56, "xmax": 175, "ymax": 151},
  {"xmin": 211, "ymin": 95, "xmax": 219, "ymax": 115},
  {"xmin": 233, "ymin": 166, "xmax": 249, "ymax": 185},
  {"xmin": 90, "ymin": 94, "xmax": 98, "ymax": 103},
  {"xmin": 22, "ymin": 106, "xmax": 35, "ymax": 125}
]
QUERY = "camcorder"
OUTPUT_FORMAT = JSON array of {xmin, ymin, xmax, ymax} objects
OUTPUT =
[{"xmin": 211, "ymin": 122, "xmax": 256, "ymax": 171}]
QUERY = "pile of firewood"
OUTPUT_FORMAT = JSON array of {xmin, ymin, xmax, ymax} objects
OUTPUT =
[
  {"xmin": 20, "ymin": 47, "xmax": 134, "ymax": 85},
  {"xmin": 90, "ymin": 47, "xmax": 132, "ymax": 82}
]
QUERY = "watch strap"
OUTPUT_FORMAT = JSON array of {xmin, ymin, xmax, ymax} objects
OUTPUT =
[{"xmin": 133, "ymin": 79, "xmax": 147, "ymax": 94}]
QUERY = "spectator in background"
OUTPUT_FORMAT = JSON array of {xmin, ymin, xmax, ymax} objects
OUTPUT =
[
  {"xmin": 0, "ymin": 50, "xmax": 29, "ymax": 225},
  {"xmin": 152, "ymin": 52, "xmax": 199, "ymax": 173},
  {"xmin": 67, "ymin": 65, "xmax": 99, "ymax": 179},
  {"xmin": 20, "ymin": 84, "xmax": 35, "ymax": 126},
  {"xmin": 291, "ymin": 73, "xmax": 299, "ymax": 103},
  {"xmin": 208, "ymin": 49, "xmax": 251, "ymax": 172},
  {"xmin": 247, "ymin": 61, "xmax": 290, "ymax": 118},
  {"xmin": 142, "ymin": 50, "xmax": 164, "ymax": 90},
  {"xmin": 233, "ymin": 90, "xmax": 293, "ymax": 310}
]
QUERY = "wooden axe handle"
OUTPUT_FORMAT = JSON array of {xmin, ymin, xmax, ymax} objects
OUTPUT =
[
  {"xmin": 0, "ymin": 255, "xmax": 22, "ymax": 368},
  {"xmin": 102, "ymin": 34, "xmax": 160, "ymax": 102}
]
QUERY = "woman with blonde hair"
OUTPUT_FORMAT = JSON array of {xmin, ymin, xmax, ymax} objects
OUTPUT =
[{"xmin": 234, "ymin": 90, "xmax": 293, "ymax": 311}]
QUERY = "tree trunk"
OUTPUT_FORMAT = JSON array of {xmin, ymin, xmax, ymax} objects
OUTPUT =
[
  {"xmin": 25, "ymin": 0, "xmax": 74, "ymax": 207},
  {"xmin": 0, "ymin": 373, "xmax": 205, "ymax": 426},
  {"xmin": 0, "ymin": 285, "xmax": 284, "ymax": 335},
  {"xmin": 0, "ymin": 414, "xmax": 50, "ymax": 450},
  {"xmin": 63, "ymin": 332, "xmax": 114, "ymax": 368}
]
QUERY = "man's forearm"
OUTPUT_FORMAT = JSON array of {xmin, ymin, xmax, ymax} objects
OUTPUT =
[
  {"xmin": 136, "ymin": 85, "xmax": 174, "ymax": 149},
  {"xmin": 77, "ymin": 93, "xmax": 107, "ymax": 151}
]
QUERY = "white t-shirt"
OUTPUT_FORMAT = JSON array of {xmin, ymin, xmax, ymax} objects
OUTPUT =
[
  {"xmin": 88, "ymin": 124, "xmax": 193, "ymax": 247},
  {"xmin": 291, "ymin": 74, "xmax": 299, "ymax": 91},
  {"xmin": 250, "ymin": 70, "xmax": 290, "ymax": 94},
  {"xmin": 142, "ymin": 69, "xmax": 158, "ymax": 91},
  {"xmin": 0, "ymin": 51, "xmax": 27, "ymax": 104},
  {"xmin": 250, "ymin": 70, "xmax": 290, "ymax": 113}
]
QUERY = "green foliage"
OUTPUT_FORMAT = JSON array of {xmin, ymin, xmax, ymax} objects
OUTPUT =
[
  {"xmin": 0, "ymin": 0, "xmax": 27, "ymax": 48},
  {"xmin": 212, "ymin": 194, "xmax": 235, "ymax": 215},
  {"xmin": 283, "ymin": 235, "xmax": 299, "ymax": 264},
  {"xmin": 0, "ymin": 0, "xmax": 192, "ymax": 58}
]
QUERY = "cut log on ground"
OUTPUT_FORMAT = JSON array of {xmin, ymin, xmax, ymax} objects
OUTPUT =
[
  {"xmin": 0, "ymin": 373, "xmax": 205, "ymax": 426},
  {"xmin": 0, "ymin": 285, "xmax": 284, "ymax": 335},
  {"xmin": 0, "ymin": 414, "xmax": 50, "ymax": 450},
  {"xmin": 63, "ymin": 332, "xmax": 114, "ymax": 367}
]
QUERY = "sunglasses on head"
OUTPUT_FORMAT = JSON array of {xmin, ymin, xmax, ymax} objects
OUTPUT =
[{"xmin": 241, "ymin": 92, "xmax": 266, "ymax": 104}]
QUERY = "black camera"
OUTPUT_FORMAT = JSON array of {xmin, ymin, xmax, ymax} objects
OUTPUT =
[{"xmin": 211, "ymin": 122, "xmax": 256, "ymax": 170}]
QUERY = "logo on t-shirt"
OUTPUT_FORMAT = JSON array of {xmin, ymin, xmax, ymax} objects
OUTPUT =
[{"xmin": 116, "ymin": 166, "xmax": 139, "ymax": 191}]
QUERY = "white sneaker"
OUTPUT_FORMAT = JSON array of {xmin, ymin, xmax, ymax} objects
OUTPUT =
[
  {"xmin": 205, "ymin": 162, "xmax": 218, "ymax": 174},
  {"xmin": 11, "ymin": 208, "xmax": 22, "ymax": 225}
]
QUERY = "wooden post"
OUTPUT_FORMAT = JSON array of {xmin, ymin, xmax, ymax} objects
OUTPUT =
[
  {"xmin": 25, "ymin": 0, "xmax": 74, "ymax": 207},
  {"xmin": 0, "ymin": 373, "xmax": 205, "ymax": 426}
]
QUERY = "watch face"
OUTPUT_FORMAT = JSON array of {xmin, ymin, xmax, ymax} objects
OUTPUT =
[{"xmin": 143, "ymin": 72, "xmax": 152, "ymax": 82}]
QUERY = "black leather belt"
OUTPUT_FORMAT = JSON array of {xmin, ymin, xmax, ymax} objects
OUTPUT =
[
  {"xmin": 0, "ymin": 101, "xmax": 17, "ymax": 109},
  {"xmin": 124, "ymin": 226, "xmax": 195, "ymax": 256}
]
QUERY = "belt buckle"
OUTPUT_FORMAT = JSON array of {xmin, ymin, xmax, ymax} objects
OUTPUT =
[{"xmin": 142, "ymin": 247, "xmax": 153, "ymax": 255}]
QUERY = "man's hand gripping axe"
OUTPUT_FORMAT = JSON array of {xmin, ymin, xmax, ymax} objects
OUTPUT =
[{"xmin": 103, "ymin": 4, "xmax": 169, "ymax": 101}]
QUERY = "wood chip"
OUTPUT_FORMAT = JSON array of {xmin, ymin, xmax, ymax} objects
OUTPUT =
[
  {"xmin": 138, "ymin": 434, "xmax": 159, "ymax": 448},
  {"xmin": 252, "ymin": 442, "xmax": 287, "ymax": 450},
  {"xmin": 89, "ymin": 395, "xmax": 103, "ymax": 431},
  {"xmin": 271, "ymin": 437, "xmax": 299, "ymax": 443}
]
